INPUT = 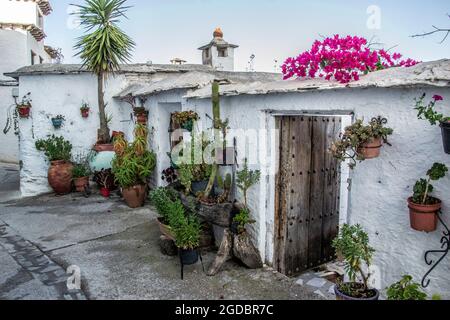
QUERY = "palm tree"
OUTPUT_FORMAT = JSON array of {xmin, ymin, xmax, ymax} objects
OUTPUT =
[{"xmin": 73, "ymin": 0, "xmax": 135, "ymax": 144}]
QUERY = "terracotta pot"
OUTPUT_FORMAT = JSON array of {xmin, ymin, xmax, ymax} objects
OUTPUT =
[
  {"xmin": 81, "ymin": 109, "xmax": 90, "ymax": 118},
  {"xmin": 357, "ymin": 137, "xmax": 382, "ymax": 159},
  {"xmin": 157, "ymin": 217, "xmax": 176, "ymax": 240},
  {"xmin": 18, "ymin": 106, "xmax": 31, "ymax": 118},
  {"xmin": 100, "ymin": 187, "xmax": 110, "ymax": 198},
  {"xmin": 122, "ymin": 184, "xmax": 147, "ymax": 208},
  {"xmin": 74, "ymin": 176, "xmax": 89, "ymax": 193},
  {"xmin": 48, "ymin": 161, "xmax": 73, "ymax": 195},
  {"xmin": 334, "ymin": 284, "xmax": 380, "ymax": 301},
  {"xmin": 93, "ymin": 144, "xmax": 115, "ymax": 152},
  {"xmin": 408, "ymin": 197, "xmax": 441, "ymax": 232},
  {"xmin": 136, "ymin": 114, "xmax": 148, "ymax": 125}
]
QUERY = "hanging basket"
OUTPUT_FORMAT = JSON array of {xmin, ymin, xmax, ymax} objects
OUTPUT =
[
  {"xmin": 441, "ymin": 121, "xmax": 450, "ymax": 155},
  {"xmin": 17, "ymin": 105, "xmax": 31, "ymax": 119},
  {"xmin": 52, "ymin": 118, "xmax": 64, "ymax": 129}
]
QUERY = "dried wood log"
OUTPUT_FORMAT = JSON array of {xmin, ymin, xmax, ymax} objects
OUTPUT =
[
  {"xmin": 207, "ymin": 229, "xmax": 233, "ymax": 276},
  {"xmin": 233, "ymin": 233, "xmax": 263, "ymax": 269}
]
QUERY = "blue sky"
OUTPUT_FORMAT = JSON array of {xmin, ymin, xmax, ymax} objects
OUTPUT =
[{"xmin": 45, "ymin": 0, "xmax": 449, "ymax": 72}]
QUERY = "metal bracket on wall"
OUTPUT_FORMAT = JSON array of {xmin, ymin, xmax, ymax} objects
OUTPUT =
[{"xmin": 422, "ymin": 210, "xmax": 450, "ymax": 288}]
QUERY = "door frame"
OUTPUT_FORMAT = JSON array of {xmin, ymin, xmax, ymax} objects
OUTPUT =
[{"xmin": 258, "ymin": 110, "xmax": 354, "ymax": 266}]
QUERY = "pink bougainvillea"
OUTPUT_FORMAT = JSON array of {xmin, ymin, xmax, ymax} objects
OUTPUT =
[{"xmin": 282, "ymin": 35, "xmax": 419, "ymax": 83}]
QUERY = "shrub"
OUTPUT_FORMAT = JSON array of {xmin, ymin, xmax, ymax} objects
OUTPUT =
[
  {"xmin": 415, "ymin": 94, "xmax": 449, "ymax": 125},
  {"xmin": 149, "ymin": 187, "xmax": 179, "ymax": 222},
  {"xmin": 35, "ymin": 135, "xmax": 72, "ymax": 162},
  {"xmin": 233, "ymin": 207, "xmax": 256, "ymax": 234},
  {"xmin": 175, "ymin": 214, "xmax": 201, "ymax": 250},
  {"xmin": 332, "ymin": 224, "xmax": 375, "ymax": 298},
  {"xmin": 236, "ymin": 158, "xmax": 261, "ymax": 207},
  {"xmin": 386, "ymin": 275, "xmax": 427, "ymax": 300},
  {"xmin": 331, "ymin": 117, "xmax": 393, "ymax": 169}
]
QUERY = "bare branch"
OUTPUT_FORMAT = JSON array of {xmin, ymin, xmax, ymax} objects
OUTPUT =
[{"xmin": 411, "ymin": 14, "xmax": 450, "ymax": 43}]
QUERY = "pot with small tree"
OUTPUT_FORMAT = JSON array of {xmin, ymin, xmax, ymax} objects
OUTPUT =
[
  {"xmin": 72, "ymin": 155, "xmax": 92, "ymax": 193},
  {"xmin": 35, "ymin": 135, "xmax": 73, "ymax": 195},
  {"xmin": 408, "ymin": 163, "xmax": 448, "ymax": 232},
  {"xmin": 386, "ymin": 275, "xmax": 428, "ymax": 300},
  {"xmin": 51, "ymin": 115, "xmax": 66, "ymax": 129},
  {"xmin": 80, "ymin": 101, "xmax": 90, "ymax": 118},
  {"xmin": 331, "ymin": 116, "xmax": 393, "ymax": 169},
  {"xmin": 415, "ymin": 93, "xmax": 450, "ymax": 154},
  {"xmin": 332, "ymin": 224, "xmax": 380, "ymax": 301},
  {"xmin": 16, "ymin": 93, "xmax": 32, "ymax": 119},
  {"xmin": 112, "ymin": 124, "xmax": 156, "ymax": 208},
  {"xmin": 231, "ymin": 159, "xmax": 260, "ymax": 234}
]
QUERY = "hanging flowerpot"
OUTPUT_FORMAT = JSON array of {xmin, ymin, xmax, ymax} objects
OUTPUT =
[
  {"xmin": 48, "ymin": 161, "xmax": 74, "ymax": 195},
  {"xmin": 81, "ymin": 108, "xmax": 90, "ymax": 118},
  {"xmin": 441, "ymin": 121, "xmax": 450, "ymax": 154},
  {"xmin": 408, "ymin": 198, "xmax": 440, "ymax": 233},
  {"xmin": 17, "ymin": 105, "xmax": 32, "ymax": 119},
  {"xmin": 52, "ymin": 116, "xmax": 65, "ymax": 129},
  {"xmin": 122, "ymin": 184, "xmax": 147, "ymax": 208},
  {"xmin": 136, "ymin": 113, "xmax": 148, "ymax": 125},
  {"xmin": 181, "ymin": 119, "xmax": 194, "ymax": 132},
  {"xmin": 357, "ymin": 137, "xmax": 382, "ymax": 159}
]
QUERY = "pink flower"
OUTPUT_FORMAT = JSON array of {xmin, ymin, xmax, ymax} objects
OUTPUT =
[{"xmin": 433, "ymin": 95, "xmax": 444, "ymax": 102}]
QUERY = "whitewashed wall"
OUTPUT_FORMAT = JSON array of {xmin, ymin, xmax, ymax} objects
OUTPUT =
[
  {"xmin": 0, "ymin": 84, "xmax": 19, "ymax": 163},
  {"xmin": 186, "ymin": 87, "xmax": 450, "ymax": 298},
  {"xmin": 17, "ymin": 73, "xmax": 131, "ymax": 196}
]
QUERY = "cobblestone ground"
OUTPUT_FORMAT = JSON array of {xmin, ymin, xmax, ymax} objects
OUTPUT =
[{"xmin": 0, "ymin": 224, "xmax": 86, "ymax": 300}]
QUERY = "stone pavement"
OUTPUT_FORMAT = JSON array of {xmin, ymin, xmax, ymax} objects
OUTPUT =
[{"xmin": 0, "ymin": 163, "xmax": 330, "ymax": 300}]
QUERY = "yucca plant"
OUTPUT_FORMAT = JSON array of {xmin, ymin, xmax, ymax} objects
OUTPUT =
[{"xmin": 73, "ymin": 0, "xmax": 135, "ymax": 144}]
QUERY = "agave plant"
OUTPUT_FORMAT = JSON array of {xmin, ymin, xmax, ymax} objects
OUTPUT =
[{"xmin": 73, "ymin": 0, "xmax": 135, "ymax": 144}]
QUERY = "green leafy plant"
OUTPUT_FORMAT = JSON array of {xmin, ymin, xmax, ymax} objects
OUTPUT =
[
  {"xmin": 149, "ymin": 187, "xmax": 179, "ymax": 222},
  {"xmin": 174, "ymin": 214, "xmax": 201, "ymax": 250},
  {"xmin": 73, "ymin": 0, "xmax": 135, "ymax": 144},
  {"xmin": 80, "ymin": 101, "xmax": 90, "ymax": 112},
  {"xmin": 112, "ymin": 124, "xmax": 156, "ymax": 188},
  {"xmin": 173, "ymin": 111, "xmax": 199, "ymax": 131},
  {"xmin": 233, "ymin": 207, "xmax": 256, "ymax": 234},
  {"xmin": 18, "ymin": 92, "xmax": 32, "ymax": 107},
  {"xmin": 332, "ymin": 224, "xmax": 376, "ymax": 298},
  {"xmin": 386, "ymin": 275, "xmax": 427, "ymax": 300},
  {"xmin": 217, "ymin": 173, "xmax": 232, "ymax": 204},
  {"xmin": 415, "ymin": 93, "xmax": 449, "ymax": 126},
  {"xmin": 331, "ymin": 117, "xmax": 394, "ymax": 169},
  {"xmin": 412, "ymin": 163, "xmax": 448, "ymax": 205},
  {"xmin": 35, "ymin": 135, "xmax": 72, "ymax": 162},
  {"xmin": 236, "ymin": 158, "xmax": 261, "ymax": 207},
  {"xmin": 72, "ymin": 155, "xmax": 92, "ymax": 178},
  {"xmin": 52, "ymin": 115, "xmax": 65, "ymax": 121}
]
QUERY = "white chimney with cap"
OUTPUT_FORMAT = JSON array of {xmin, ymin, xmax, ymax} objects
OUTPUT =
[{"xmin": 198, "ymin": 28, "xmax": 238, "ymax": 71}]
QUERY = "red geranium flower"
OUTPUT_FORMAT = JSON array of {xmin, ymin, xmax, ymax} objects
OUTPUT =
[{"xmin": 433, "ymin": 95, "xmax": 444, "ymax": 102}]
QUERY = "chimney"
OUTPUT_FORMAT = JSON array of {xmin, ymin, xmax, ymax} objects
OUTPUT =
[{"xmin": 198, "ymin": 28, "xmax": 239, "ymax": 71}]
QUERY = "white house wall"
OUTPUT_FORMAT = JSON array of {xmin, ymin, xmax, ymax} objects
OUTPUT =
[
  {"xmin": 186, "ymin": 87, "xmax": 450, "ymax": 298},
  {"xmin": 17, "ymin": 73, "xmax": 130, "ymax": 196},
  {"xmin": 0, "ymin": 84, "xmax": 19, "ymax": 163}
]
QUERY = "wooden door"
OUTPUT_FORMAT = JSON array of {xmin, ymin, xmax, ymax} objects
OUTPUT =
[{"xmin": 274, "ymin": 116, "xmax": 341, "ymax": 276}]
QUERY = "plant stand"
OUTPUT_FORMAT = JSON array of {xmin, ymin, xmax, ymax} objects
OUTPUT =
[
  {"xmin": 422, "ymin": 210, "xmax": 450, "ymax": 288},
  {"xmin": 180, "ymin": 250, "xmax": 205, "ymax": 280}
]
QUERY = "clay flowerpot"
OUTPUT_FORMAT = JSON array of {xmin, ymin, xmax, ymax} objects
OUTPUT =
[
  {"xmin": 81, "ymin": 109, "xmax": 90, "ymax": 118},
  {"xmin": 48, "ymin": 161, "xmax": 73, "ymax": 195},
  {"xmin": 157, "ymin": 217, "xmax": 176, "ymax": 241},
  {"xmin": 408, "ymin": 197, "xmax": 441, "ymax": 232},
  {"xmin": 17, "ymin": 105, "xmax": 31, "ymax": 118},
  {"xmin": 93, "ymin": 144, "xmax": 115, "ymax": 152},
  {"xmin": 334, "ymin": 284, "xmax": 380, "ymax": 301},
  {"xmin": 122, "ymin": 184, "xmax": 147, "ymax": 208},
  {"xmin": 441, "ymin": 121, "xmax": 450, "ymax": 155},
  {"xmin": 74, "ymin": 176, "xmax": 89, "ymax": 193},
  {"xmin": 100, "ymin": 187, "xmax": 110, "ymax": 198},
  {"xmin": 136, "ymin": 113, "xmax": 148, "ymax": 125},
  {"xmin": 358, "ymin": 137, "xmax": 382, "ymax": 159}
]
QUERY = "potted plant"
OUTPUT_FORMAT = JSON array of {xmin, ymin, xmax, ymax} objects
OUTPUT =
[
  {"xmin": 178, "ymin": 164, "xmax": 212, "ymax": 196},
  {"xmin": 172, "ymin": 111, "xmax": 199, "ymax": 132},
  {"xmin": 133, "ymin": 107, "xmax": 149, "ymax": 125},
  {"xmin": 93, "ymin": 169, "xmax": 116, "ymax": 198},
  {"xmin": 35, "ymin": 135, "xmax": 73, "ymax": 195},
  {"xmin": 408, "ymin": 163, "xmax": 448, "ymax": 232},
  {"xmin": 112, "ymin": 124, "xmax": 156, "ymax": 208},
  {"xmin": 332, "ymin": 224, "xmax": 379, "ymax": 300},
  {"xmin": 175, "ymin": 213, "xmax": 202, "ymax": 266},
  {"xmin": 72, "ymin": 155, "xmax": 92, "ymax": 193},
  {"xmin": 386, "ymin": 275, "xmax": 428, "ymax": 300},
  {"xmin": 73, "ymin": 0, "xmax": 135, "ymax": 150},
  {"xmin": 17, "ymin": 92, "xmax": 32, "ymax": 119},
  {"xmin": 51, "ymin": 115, "xmax": 66, "ymax": 129},
  {"xmin": 80, "ymin": 101, "xmax": 90, "ymax": 118},
  {"xmin": 415, "ymin": 93, "xmax": 450, "ymax": 154},
  {"xmin": 162, "ymin": 167, "xmax": 178, "ymax": 185},
  {"xmin": 331, "ymin": 116, "xmax": 394, "ymax": 169}
]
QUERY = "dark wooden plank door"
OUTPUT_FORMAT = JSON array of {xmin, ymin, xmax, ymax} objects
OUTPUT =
[{"xmin": 274, "ymin": 115, "xmax": 341, "ymax": 276}]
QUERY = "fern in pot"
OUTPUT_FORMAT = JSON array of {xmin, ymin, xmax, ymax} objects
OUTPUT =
[
  {"xmin": 332, "ymin": 224, "xmax": 379, "ymax": 300},
  {"xmin": 112, "ymin": 124, "xmax": 156, "ymax": 208}
]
